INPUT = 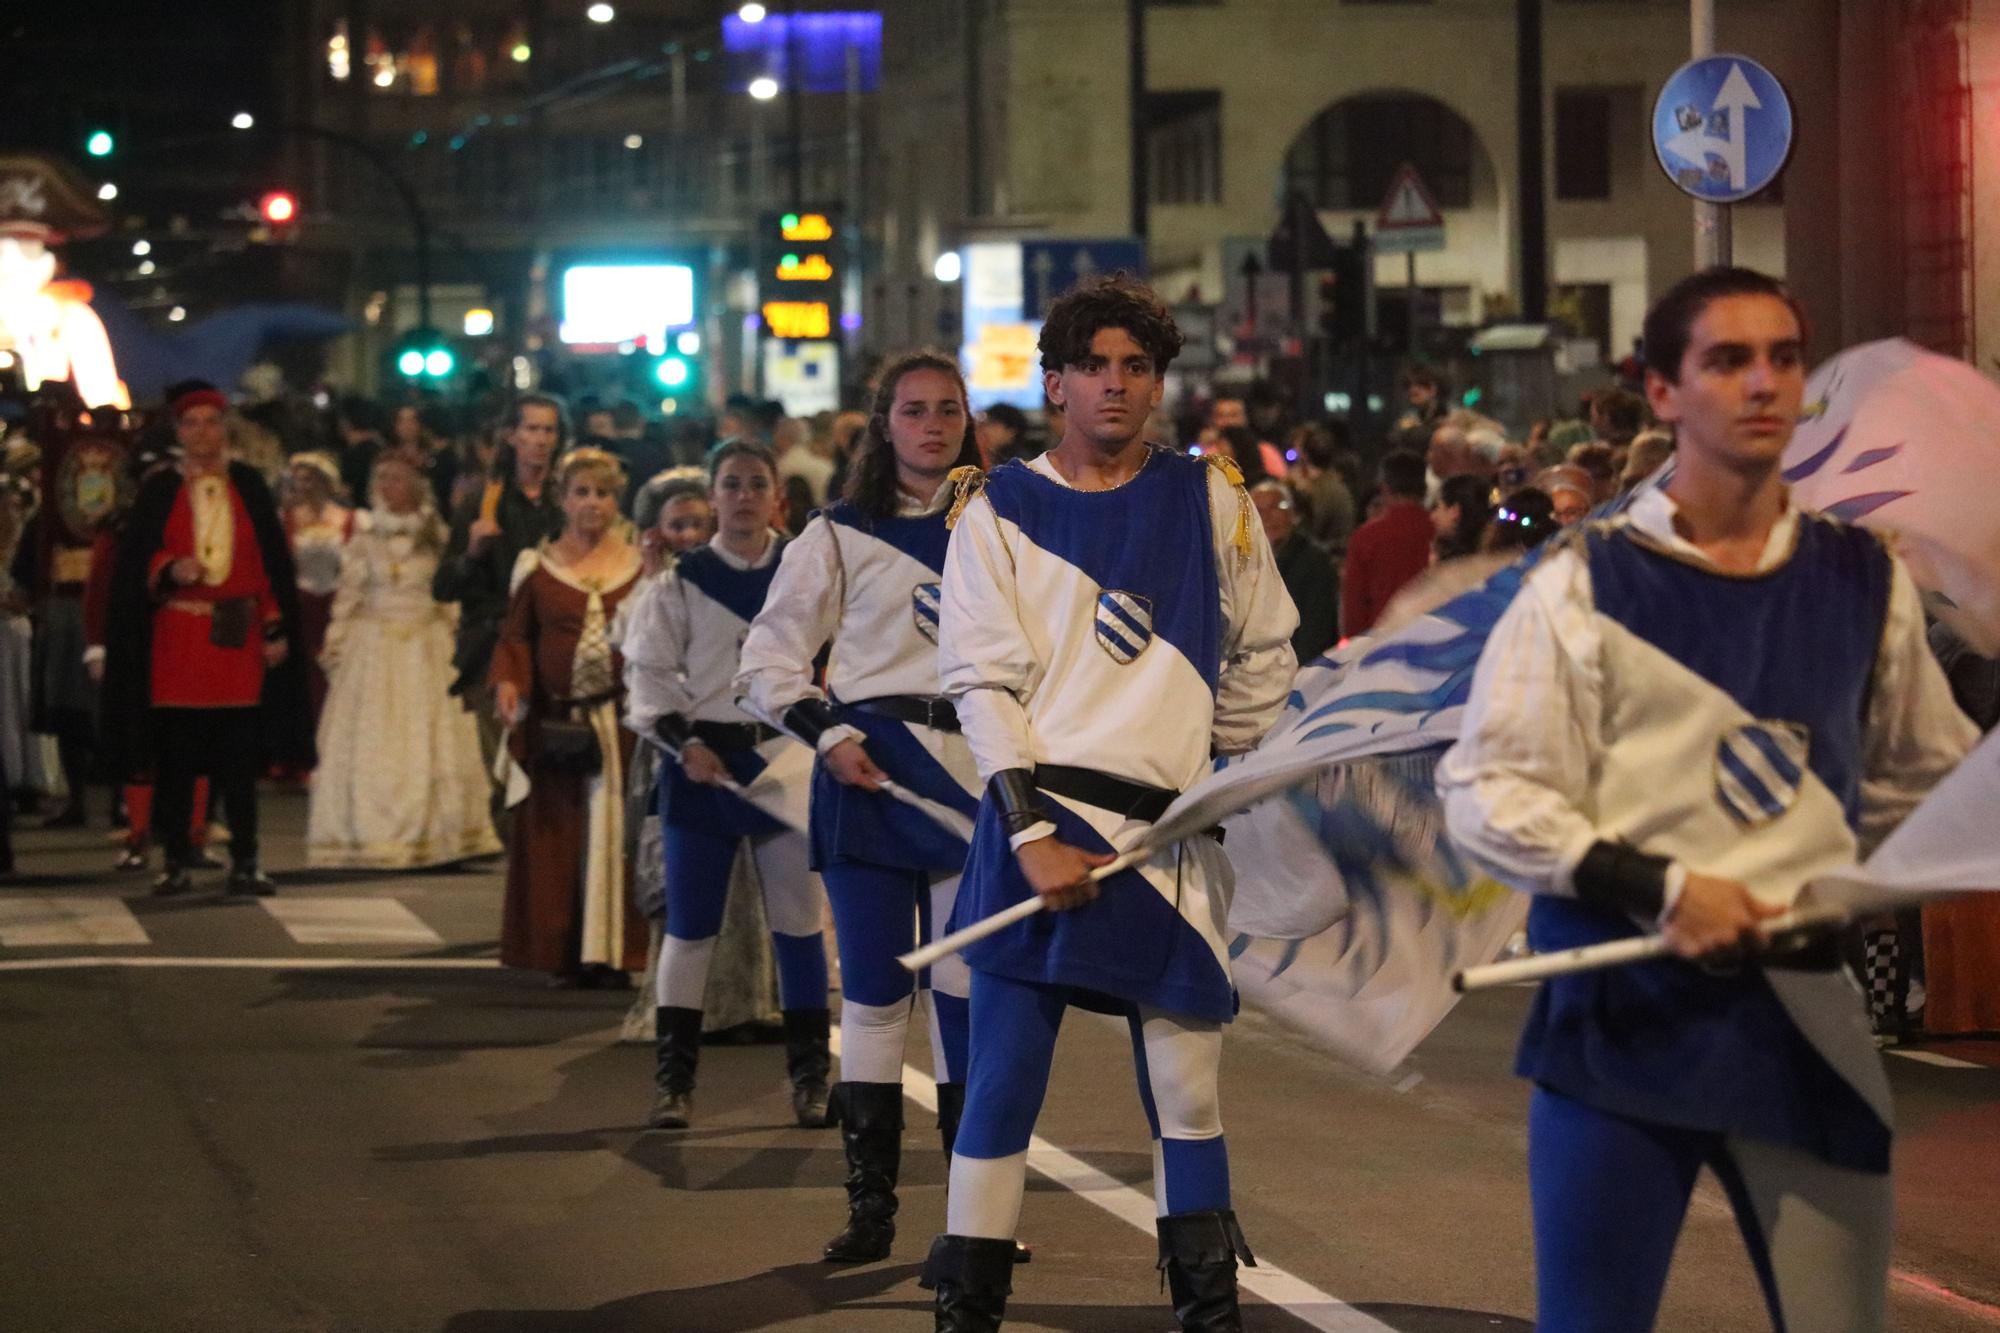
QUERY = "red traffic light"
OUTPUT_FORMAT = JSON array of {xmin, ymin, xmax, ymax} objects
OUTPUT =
[{"xmin": 259, "ymin": 191, "xmax": 298, "ymax": 225}]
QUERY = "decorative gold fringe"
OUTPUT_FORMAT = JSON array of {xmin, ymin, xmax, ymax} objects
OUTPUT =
[
  {"xmin": 1203, "ymin": 454, "xmax": 1254, "ymax": 565},
  {"xmin": 944, "ymin": 465, "xmax": 987, "ymax": 529}
]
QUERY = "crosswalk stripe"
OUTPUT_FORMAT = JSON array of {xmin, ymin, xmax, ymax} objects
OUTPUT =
[
  {"xmin": 259, "ymin": 898, "xmax": 445, "ymax": 946},
  {"xmin": 1890, "ymin": 1048, "xmax": 1987, "ymax": 1070},
  {"xmin": 0, "ymin": 897, "xmax": 148, "ymax": 948}
]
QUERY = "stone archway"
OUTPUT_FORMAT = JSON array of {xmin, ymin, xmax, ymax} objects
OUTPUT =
[{"xmin": 1279, "ymin": 90, "xmax": 1500, "ymax": 214}]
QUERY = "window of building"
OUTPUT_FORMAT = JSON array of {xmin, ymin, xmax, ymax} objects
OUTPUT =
[
  {"xmin": 1147, "ymin": 91, "xmax": 1222, "ymax": 206},
  {"xmin": 1555, "ymin": 90, "xmax": 1612, "ymax": 200},
  {"xmin": 1283, "ymin": 95, "xmax": 1474, "ymax": 210}
]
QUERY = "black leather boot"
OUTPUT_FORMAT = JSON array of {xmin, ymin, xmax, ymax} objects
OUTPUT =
[
  {"xmin": 920, "ymin": 1233, "xmax": 1015, "ymax": 1333},
  {"xmin": 648, "ymin": 1006, "xmax": 703, "ymax": 1129},
  {"xmin": 1156, "ymin": 1209, "xmax": 1256, "ymax": 1332},
  {"xmin": 783, "ymin": 1008, "xmax": 833, "ymax": 1127},
  {"xmin": 821, "ymin": 1082, "xmax": 902, "ymax": 1262}
]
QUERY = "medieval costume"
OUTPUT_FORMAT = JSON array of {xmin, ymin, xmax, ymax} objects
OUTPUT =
[
  {"xmin": 490, "ymin": 543, "xmax": 647, "ymax": 979},
  {"xmin": 284, "ymin": 453, "xmax": 354, "ymax": 737},
  {"xmin": 99, "ymin": 389, "xmax": 312, "ymax": 895},
  {"xmin": 306, "ymin": 507, "xmax": 499, "ymax": 870}
]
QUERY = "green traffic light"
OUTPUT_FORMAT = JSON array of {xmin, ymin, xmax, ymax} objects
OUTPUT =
[
  {"xmin": 86, "ymin": 130, "xmax": 115, "ymax": 157},
  {"xmin": 655, "ymin": 356, "xmax": 690, "ymax": 389},
  {"xmin": 424, "ymin": 348, "xmax": 455, "ymax": 378},
  {"xmin": 397, "ymin": 349, "xmax": 427, "ymax": 377},
  {"xmin": 780, "ymin": 213, "xmax": 800, "ymax": 231}
]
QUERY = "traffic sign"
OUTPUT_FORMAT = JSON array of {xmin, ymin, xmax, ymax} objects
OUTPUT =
[
  {"xmin": 1268, "ymin": 193, "xmax": 1340, "ymax": 271},
  {"xmin": 1374, "ymin": 165, "xmax": 1445, "ymax": 254},
  {"xmin": 1020, "ymin": 237, "xmax": 1145, "ymax": 317},
  {"xmin": 1652, "ymin": 55, "xmax": 1793, "ymax": 203}
]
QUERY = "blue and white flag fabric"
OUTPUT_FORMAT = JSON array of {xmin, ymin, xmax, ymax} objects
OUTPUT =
[{"xmin": 1147, "ymin": 564, "xmax": 1537, "ymax": 1074}]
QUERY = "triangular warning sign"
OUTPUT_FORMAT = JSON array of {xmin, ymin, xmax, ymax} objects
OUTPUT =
[{"xmin": 1377, "ymin": 165, "xmax": 1444, "ymax": 230}]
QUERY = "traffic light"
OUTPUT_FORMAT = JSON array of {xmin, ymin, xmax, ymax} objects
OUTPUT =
[
  {"xmin": 654, "ymin": 355, "xmax": 691, "ymax": 390},
  {"xmin": 85, "ymin": 129, "xmax": 115, "ymax": 158},
  {"xmin": 1318, "ymin": 242, "xmax": 1369, "ymax": 345},
  {"xmin": 259, "ymin": 191, "xmax": 298, "ymax": 226},
  {"xmin": 393, "ymin": 329, "xmax": 455, "ymax": 381}
]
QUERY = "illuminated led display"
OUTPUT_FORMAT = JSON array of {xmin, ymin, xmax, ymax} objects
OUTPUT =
[
  {"xmin": 762, "ymin": 301, "xmax": 832, "ymax": 339},
  {"xmin": 558, "ymin": 263, "xmax": 696, "ymax": 347}
]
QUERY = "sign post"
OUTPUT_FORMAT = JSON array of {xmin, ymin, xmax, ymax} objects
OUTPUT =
[
  {"xmin": 1374, "ymin": 164, "xmax": 1447, "ymax": 357},
  {"xmin": 1652, "ymin": 52, "xmax": 1794, "ymax": 269}
]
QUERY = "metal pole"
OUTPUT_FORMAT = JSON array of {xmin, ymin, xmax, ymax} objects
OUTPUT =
[
  {"xmin": 1129, "ymin": 0, "xmax": 1148, "ymax": 242},
  {"xmin": 1691, "ymin": 0, "xmax": 1732, "ymax": 266},
  {"xmin": 786, "ymin": 2, "xmax": 806, "ymax": 208},
  {"xmin": 1517, "ymin": 0, "xmax": 1548, "ymax": 322},
  {"xmin": 844, "ymin": 39, "xmax": 864, "ymax": 369},
  {"xmin": 1406, "ymin": 251, "xmax": 1420, "ymax": 358}
]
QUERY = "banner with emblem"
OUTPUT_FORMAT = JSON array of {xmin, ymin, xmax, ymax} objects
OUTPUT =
[
  {"xmin": 1095, "ymin": 590, "xmax": 1153, "ymax": 664},
  {"xmin": 911, "ymin": 581, "xmax": 942, "ymax": 645}
]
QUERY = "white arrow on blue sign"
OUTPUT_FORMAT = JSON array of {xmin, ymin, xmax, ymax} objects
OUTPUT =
[{"xmin": 1652, "ymin": 55, "xmax": 1794, "ymax": 204}]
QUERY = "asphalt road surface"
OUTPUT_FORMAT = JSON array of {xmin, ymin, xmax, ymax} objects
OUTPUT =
[{"xmin": 4, "ymin": 789, "xmax": 1998, "ymax": 1332}]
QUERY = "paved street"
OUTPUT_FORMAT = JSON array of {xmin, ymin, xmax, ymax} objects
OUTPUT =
[{"xmin": 3, "ymin": 788, "xmax": 1998, "ymax": 1332}]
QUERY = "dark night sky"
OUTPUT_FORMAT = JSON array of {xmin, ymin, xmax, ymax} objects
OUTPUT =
[{"xmin": 2, "ymin": 0, "xmax": 285, "ymax": 217}]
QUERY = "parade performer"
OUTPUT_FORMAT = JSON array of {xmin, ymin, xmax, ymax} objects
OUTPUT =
[
  {"xmin": 737, "ymin": 351, "xmax": 984, "ymax": 1265},
  {"xmin": 100, "ymin": 382, "xmax": 312, "ymax": 897},
  {"xmin": 622, "ymin": 440, "xmax": 831, "ymax": 1131},
  {"xmin": 1437, "ymin": 268, "xmax": 1976, "ymax": 1332},
  {"xmin": 923, "ymin": 276, "xmax": 1297, "ymax": 1332},
  {"xmin": 490, "ymin": 448, "xmax": 647, "ymax": 986}
]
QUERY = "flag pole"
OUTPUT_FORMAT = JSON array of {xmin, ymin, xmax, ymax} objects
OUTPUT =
[
  {"xmin": 1452, "ymin": 903, "xmax": 1852, "ymax": 992},
  {"xmin": 897, "ymin": 845, "xmax": 1150, "ymax": 972}
]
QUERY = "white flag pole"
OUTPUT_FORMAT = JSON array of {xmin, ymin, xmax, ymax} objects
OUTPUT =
[
  {"xmin": 897, "ymin": 845, "xmax": 1150, "ymax": 972},
  {"xmin": 1452, "ymin": 903, "xmax": 1853, "ymax": 992}
]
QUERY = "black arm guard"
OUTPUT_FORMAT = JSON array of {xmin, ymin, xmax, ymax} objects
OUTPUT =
[
  {"xmin": 1571, "ymin": 840, "xmax": 1671, "ymax": 918},
  {"xmin": 783, "ymin": 698, "xmax": 841, "ymax": 748},
  {"xmin": 988, "ymin": 768, "xmax": 1054, "ymax": 839},
  {"xmin": 653, "ymin": 714, "xmax": 694, "ymax": 750}
]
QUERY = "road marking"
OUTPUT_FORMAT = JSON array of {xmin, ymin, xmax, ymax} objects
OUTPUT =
[
  {"xmin": 830, "ymin": 1031, "xmax": 1399, "ymax": 1333},
  {"xmin": 0, "ymin": 896, "xmax": 149, "ymax": 948},
  {"xmin": 1889, "ymin": 1048, "xmax": 1986, "ymax": 1070},
  {"xmin": 1892, "ymin": 1266, "xmax": 2000, "ymax": 1325},
  {"xmin": 261, "ymin": 898, "xmax": 445, "ymax": 946},
  {"xmin": 0, "ymin": 956, "xmax": 499, "ymax": 973}
]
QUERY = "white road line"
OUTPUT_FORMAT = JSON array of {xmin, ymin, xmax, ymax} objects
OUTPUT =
[
  {"xmin": 261, "ymin": 898, "xmax": 445, "ymax": 947},
  {"xmin": 1890, "ymin": 1048, "xmax": 1987, "ymax": 1070},
  {"xmin": 830, "ymin": 1030, "xmax": 1398, "ymax": 1333},
  {"xmin": 0, "ymin": 956, "xmax": 499, "ymax": 973},
  {"xmin": 0, "ymin": 896, "xmax": 149, "ymax": 948}
]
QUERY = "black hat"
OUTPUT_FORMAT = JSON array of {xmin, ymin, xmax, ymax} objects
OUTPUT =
[{"xmin": 0, "ymin": 154, "xmax": 110, "ymax": 243}]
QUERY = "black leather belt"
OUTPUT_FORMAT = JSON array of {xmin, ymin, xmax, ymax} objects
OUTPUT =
[
  {"xmin": 846, "ymin": 694, "xmax": 960, "ymax": 732},
  {"xmin": 691, "ymin": 719, "xmax": 778, "ymax": 751},
  {"xmin": 1033, "ymin": 764, "xmax": 1177, "ymax": 824}
]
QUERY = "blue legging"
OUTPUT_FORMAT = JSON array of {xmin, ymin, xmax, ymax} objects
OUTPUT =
[
  {"xmin": 946, "ymin": 970, "xmax": 1228, "ymax": 1238},
  {"xmin": 1529, "ymin": 1086, "xmax": 1892, "ymax": 1332},
  {"xmin": 823, "ymin": 861, "xmax": 968, "ymax": 1084},
  {"xmin": 658, "ymin": 821, "xmax": 826, "ymax": 1010}
]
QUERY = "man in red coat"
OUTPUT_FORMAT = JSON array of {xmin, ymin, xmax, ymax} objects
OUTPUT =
[
  {"xmin": 1341, "ymin": 449, "xmax": 1436, "ymax": 638},
  {"xmin": 100, "ymin": 383, "xmax": 310, "ymax": 897}
]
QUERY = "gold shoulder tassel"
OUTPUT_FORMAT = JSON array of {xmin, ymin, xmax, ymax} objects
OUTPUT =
[
  {"xmin": 944, "ymin": 465, "xmax": 987, "ymax": 530},
  {"xmin": 1203, "ymin": 454, "xmax": 1254, "ymax": 565}
]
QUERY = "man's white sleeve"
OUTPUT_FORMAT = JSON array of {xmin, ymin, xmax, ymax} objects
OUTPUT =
[
  {"xmin": 1857, "ymin": 558, "xmax": 1979, "ymax": 855},
  {"xmin": 736, "ymin": 516, "xmax": 862, "ymax": 752},
  {"xmin": 1213, "ymin": 475, "xmax": 1300, "ymax": 755},
  {"xmin": 1436, "ymin": 553, "xmax": 1606, "ymax": 896},
  {"xmin": 621, "ymin": 570, "xmax": 693, "ymax": 736},
  {"xmin": 938, "ymin": 495, "xmax": 1040, "ymax": 782}
]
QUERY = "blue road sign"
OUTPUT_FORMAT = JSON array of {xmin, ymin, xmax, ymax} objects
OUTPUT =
[
  {"xmin": 1020, "ymin": 238, "xmax": 1146, "ymax": 317},
  {"xmin": 1652, "ymin": 55, "xmax": 1794, "ymax": 204}
]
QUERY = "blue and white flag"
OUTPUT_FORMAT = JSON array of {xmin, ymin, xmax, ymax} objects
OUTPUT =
[{"xmin": 1147, "ymin": 563, "xmax": 1537, "ymax": 1074}]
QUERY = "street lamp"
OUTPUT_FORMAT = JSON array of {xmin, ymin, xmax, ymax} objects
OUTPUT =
[
  {"xmin": 97, "ymin": 182, "xmax": 118, "ymax": 201},
  {"xmin": 231, "ymin": 112, "xmax": 255, "ymax": 130},
  {"xmin": 587, "ymin": 2, "xmax": 614, "ymax": 22},
  {"xmin": 131, "ymin": 239, "xmax": 151, "ymax": 257},
  {"xmin": 168, "ymin": 306, "xmax": 186, "ymax": 322},
  {"xmin": 748, "ymin": 75, "xmax": 780, "ymax": 101},
  {"xmin": 739, "ymin": 3, "xmax": 768, "ymax": 21},
  {"xmin": 933, "ymin": 251, "xmax": 962, "ymax": 283},
  {"xmin": 624, "ymin": 134, "xmax": 644, "ymax": 150}
]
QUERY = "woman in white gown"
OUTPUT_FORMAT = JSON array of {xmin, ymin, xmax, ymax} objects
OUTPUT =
[{"xmin": 307, "ymin": 453, "xmax": 501, "ymax": 869}]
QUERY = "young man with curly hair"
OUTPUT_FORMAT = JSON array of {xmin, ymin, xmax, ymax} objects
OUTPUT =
[{"xmin": 922, "ymin": 276, "xmax": 1298, "ymax": 1331}]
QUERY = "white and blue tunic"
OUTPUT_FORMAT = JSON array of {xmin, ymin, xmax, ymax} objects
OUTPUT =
[
  {"xmin": 737, "ymin": 490, "xmax": 982, "ymax": 871},
  {"xmin": 1439, "ymin": 489, "xmax": 1975, "ymax": 1170},
  {"xmin": 623, "ymin": 534, "xmax": 805, "ymax": 839},
  {"xmin": 938, "ymin": 448, "xmax": 1298, "ymax": 1022}
]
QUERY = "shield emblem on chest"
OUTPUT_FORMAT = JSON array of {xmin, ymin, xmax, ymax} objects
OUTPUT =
[
  {"xmin": 1095, "ymin": 590, "xmax": 1153, "ymax": 664},
  {"xmin": 911, "ymin": 582, "xmax": 942, "ymax": 644},
  {"xmin": 1714, "ymin": 721, "xmax": 1810, "ymax": 827}
]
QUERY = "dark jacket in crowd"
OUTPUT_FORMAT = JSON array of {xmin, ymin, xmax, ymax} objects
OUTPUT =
[
  {"xmin": 432, "ymin": 476, "xmax": 563, "ymax": 697},
  {"xmin": 99, "ymin": 461, "xmax": 314, "ymax": 780},
  {"xmin": 1272, "ymin": 529, "xmax": 1340, "ymax": 665}
]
